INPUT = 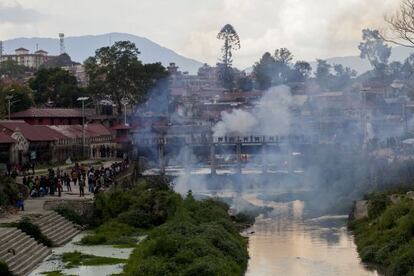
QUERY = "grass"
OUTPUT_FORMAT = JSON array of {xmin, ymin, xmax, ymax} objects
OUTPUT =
[
  {"xmin": 80, "ymin": 221, "xmax": 139, "ymax": 246},
  {"xmin": 55, "ymin": 206, "xmax": 87, "ymax": 226},
  {"xmin": 40, "ymin": 271, "xmax": 76, "ymax": 276},
  {"xmin": 61, "ymin": 251, "xmax": 127, "ymax": 268},
  {"xmin": 349, "ymin": 193, "xmax": 414, "ymax": 275},
  {"xmin": 6, "ymin": 217, "xmax": 53, "ymax": 247}
]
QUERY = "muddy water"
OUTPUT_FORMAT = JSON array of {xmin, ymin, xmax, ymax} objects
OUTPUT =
[
  {"xmin": 243, "ymin": 197, "xmax": 377, "ymax": 276},
  {"xmin": 30, "ymin": 233, "xmax": 135, "ymax": 276}
]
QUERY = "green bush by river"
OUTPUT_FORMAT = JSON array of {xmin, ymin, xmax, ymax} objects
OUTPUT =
[
  {"xmin": 83, "ymin": 176, "xmax": 251, "ymax": 275},
  {"xmin": 349, "ymin": 191, "xmax": 414, "ymax": 275}
]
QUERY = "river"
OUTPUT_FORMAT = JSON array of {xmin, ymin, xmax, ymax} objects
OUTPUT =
[
  {"xmin": 31, "ymin": 171, "xmax": 378, "ymax": 276},
  {"xmin": 242, "ymin": 194, "xmax": 378, "ymax": 276}
]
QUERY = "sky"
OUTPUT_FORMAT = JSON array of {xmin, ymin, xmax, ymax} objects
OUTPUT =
[{"xmin": 0, "ymin": 0, "xmax": 402, "ymax": 68}]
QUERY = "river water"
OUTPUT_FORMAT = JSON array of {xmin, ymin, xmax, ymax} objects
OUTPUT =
[
  {"xmin": 30, "ymin": 168, "xmax": 378, "ymax": 276},
  {"xmin": 241, "ymin": 195, "xmax": 378, "ymax": 276}
]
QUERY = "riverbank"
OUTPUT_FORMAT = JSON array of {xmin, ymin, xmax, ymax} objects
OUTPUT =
[
  {"xmin": 349, "ymin": 190, "xmax": 414, "ymax": 275},
  {"xmin": 63, "ymin": 176, "xmax": 252, "ymax": 275}
]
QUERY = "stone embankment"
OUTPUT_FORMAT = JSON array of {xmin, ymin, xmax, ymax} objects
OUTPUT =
[
  {"xmin": 0, "ymin": 227, "xmax": 50, "ymax": 276},
  {"xmin": 0, "ymin": 210, "xmax": 82, "ymax": 275}
]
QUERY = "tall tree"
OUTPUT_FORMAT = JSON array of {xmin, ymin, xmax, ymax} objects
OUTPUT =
[
  {"xmin": 289, "ymin": 61, "xmax": 312, "ymax": 82},
  {"xmin": 217, "ymin": 24, "xmax": 240, "ymax": 90},
  {"xmin": 0, "ymin": 83, "xmax": 33, "ymax": 118},
  {"xmin": 385, "ymin": 0, "xmax": 414, "ymax": 48},
  {"xmin": 85, "ymin": 41, "xmax": 168, "ymax": 114},
  {"xmin": 253, "ymin": 52, "xmax": 276, "ymax": 90},
  {"xmin": 358, "ymin": 29, "xmax": 391, "ymax": 75},
  {"xmin": 0, "ymin": 60, "xmax": 31, "ymax": 80},
  {"xmin": 273, "ymin": 48, "xmax": 294, "ymax": 84},
  {"xmin": 315, "ymin": 59, "xmax": 332, "ymax": 88},
  {"xmin": 29, "ymin": 67, "xmax": 85, "ymax": 107}
]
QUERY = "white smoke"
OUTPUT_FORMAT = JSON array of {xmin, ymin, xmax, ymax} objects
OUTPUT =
[
  {"xmin": 212, "ymin": 85, "xmax": 293, "ymax": 137},
  {"xmin": 213, "ymin": 109, "xmax": 258, "ymax": 137}
]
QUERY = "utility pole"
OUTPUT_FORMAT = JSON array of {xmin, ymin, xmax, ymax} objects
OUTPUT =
[
  {"xmin": 77, "ymin": 97, "xmax": 89, "ymax": 157},
  {"xmin": 5, "ymin": 95, "xmax": 12, "ymax": 120},
  {"xmin": 5, "ymin": 89, "xmax": 15, "ymax": 120},
  {"xmin": 121, "ymin": 98, "xmax": 129, "ymax": 126}
]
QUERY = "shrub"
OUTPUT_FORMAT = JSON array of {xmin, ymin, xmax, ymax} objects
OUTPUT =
[
  {"xmin": 13, "ymin": 217, "xmax": 52, "ymax": 247},
  {"xmin": 117, "ymin": 209, "xmax": 152, "ymax": 228},
  {"xmin": 123, "ymin": 199, "xmax": 248, "ymax": 276},
  {"xmin": 81, "ymin": 221, "xmax": 137, "ymax": 246},
  {"xmin": 55, "ymin": 206, "xmax": 87, "ymax": 226},
  {"xmin": 0, "ymin": 261, "xmax": 13, "ymax": 276},
  {"xmin": 367, "ymin": 193, "xmax": 389, "ymax": 219},
  {"xmin": 351, "ymin": 194, "xmax": 414, "ymax": 274},
  {"xmin": 0, "ymin": 177, "xmax": 19, "ymax": 207}
]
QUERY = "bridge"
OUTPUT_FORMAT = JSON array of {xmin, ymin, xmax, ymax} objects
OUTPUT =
[{"xmin": 135, "ymin": 132, "xmax": 316, "ymax": 175}]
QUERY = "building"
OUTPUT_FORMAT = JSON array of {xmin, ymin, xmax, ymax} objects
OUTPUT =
[
  {"xmin": 0, "ymin": 132, "xmax": 16, "ymax": 164},
  {"xmin": 0, "ymin": 120, "xmax": 66, "ymax": 164},
  {"xmin": 0, "ymin": 48, "xmax": 50, "ymax": 69},
  {"xmin": 0, "ymin": 120, "xmax": 116, "ymax": 165},
  {"xmin": 11, "ymin": 108, "xmax": 95, "ymax": 125}
]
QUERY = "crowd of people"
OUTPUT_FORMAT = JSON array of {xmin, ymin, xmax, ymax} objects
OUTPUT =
[
  {"xmin": 6, "ymin": 161, "xmax": 36, "ymax": 178},
  {"xmin": 21, "ymin": 160, "xmax": 130, "ymax": 198}
]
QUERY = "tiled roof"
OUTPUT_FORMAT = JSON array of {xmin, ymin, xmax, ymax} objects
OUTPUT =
[
  {"xmin": 0, "ymin": 132, "xmax": 16, "ymax": 144},
  {"xmin": 111, "ymin": 123, "xmax": 131, "ymax": 130},
  {"xmin": 47, "ymin": 124, "xmax": 112, "ymax": 139},
  {"xmin": 0, "ymin": 120, "xmax": 66, "ymax": 141},
  {"xmin": 15, "ymin": 47, "xmax": 29, "ymax": 51},
  {"xmin": 11, "ymin": 108, "xmax": 95, "ymax": 118}
]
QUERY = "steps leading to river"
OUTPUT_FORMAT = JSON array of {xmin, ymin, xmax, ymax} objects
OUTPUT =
[
  {"xmin": 0, "ymin": 227, "xmax": 51, "ymax": 276},
  {"xmin": 33, "ymin": 211, "xmax": 82, "ymax": 246}
]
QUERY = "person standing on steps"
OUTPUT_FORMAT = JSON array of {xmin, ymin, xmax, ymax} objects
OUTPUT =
[
  {"xmin": 57, "ymin": 178, "xmax": 63, "ymax": 197},
  {"xmin": 79, "ymin": 175, "xmax": 85, "ymax": 197},
  {"xmin": 16, "ymin": 192, "xmax": 24, "ymax": 211},
  {"xmin": 64, "ymin": 172, "xmax": 72, "ymax": 192}
]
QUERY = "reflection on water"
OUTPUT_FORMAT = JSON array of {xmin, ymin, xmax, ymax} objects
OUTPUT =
[{"xmin": 245, "ymin": 199, "xmax": 377, "ymax": 276}]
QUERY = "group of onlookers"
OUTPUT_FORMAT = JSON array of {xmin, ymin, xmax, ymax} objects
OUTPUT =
[
  {"xmin": 22, "ymin": 159, "xmax": 130, "ymax": 198},
  {"xmin": 6, "ymin": 162, "xmax": 36, "ymax": 178}
]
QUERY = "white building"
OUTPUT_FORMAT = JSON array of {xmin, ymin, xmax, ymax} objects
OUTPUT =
[{"xmin": 0, "ymin": 47, "xmax": 49, "ymax": 69}]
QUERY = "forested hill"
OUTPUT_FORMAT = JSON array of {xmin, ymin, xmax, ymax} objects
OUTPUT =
[{"xmin": 2, "ymin": 33, "xmax": 203, "ymax": 74}]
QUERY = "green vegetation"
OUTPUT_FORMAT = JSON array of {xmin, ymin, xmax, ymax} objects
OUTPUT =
[
  {"xmin": 0, "ymin": 82, "xmax": 33, "ymax": 117},
  {"xmin": 40, "ymin": 270, "xmax": 76, "ymax": 276},
  {"xmin": 0, "ymin": 177, "xmax": 19, "ymax": 207},
  {"xmin": 29, "ymin": 67, "xmax": 87, "ymax": 107},
  {"xmin": 0, "ymin": 261, "xmax": 13, "ymax": 276},
  {"xmin": 123, "ymin": 195, "xmax": 249, "ymax": 276},
  {"xmin": 349, "ymin": 192, "xmax": 414, "ymax": 275},
  {"xmin": 11, "ymin": 217, "xmax": 52, "ymax": 247},
  {"xmin": 61, "ymin": 251, "xmax": 126, "ymax": 268},
  {"xmin": 81, "ymin": 221, "xmax": 139, "ymax": 246},
  {"xmin": 55, "ymin": 207, "xmax": 87, "ymax": 226},
  {"xmin": 84, "ymin": 176, "xmax": 250, "ymax": 275}
]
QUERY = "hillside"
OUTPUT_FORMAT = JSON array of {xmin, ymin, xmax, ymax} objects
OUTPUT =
[{"xmin": 2, "ymin": 33, "xmax": 204, "ymax": 74}]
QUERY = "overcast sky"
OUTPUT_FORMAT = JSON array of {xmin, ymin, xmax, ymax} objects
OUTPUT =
[{"xmin": 0, "ymin": 0, "xmax": 402, "ymax": 68}]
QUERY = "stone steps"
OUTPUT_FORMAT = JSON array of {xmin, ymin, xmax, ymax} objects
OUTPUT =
[
  {"xmin": 34, "ymin": 211, "xmax": 82, "ymax": 247},
  {"xmin": 0, "ymin": 227, "xmax": 51, "ymax": 276}
]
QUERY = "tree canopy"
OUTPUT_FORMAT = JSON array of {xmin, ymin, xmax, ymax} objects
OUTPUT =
[
  {"xmin": 217, "ymin": 24, "xmax": 241, "ymax": 90},
  {"xmin": 359, "ymin": 29, "xmax": 392, "ymax": 76},
  {"xmin": 85, "ymin": 41, "xmax": 168, "ymax": 114},
  {"xmin": 253, "ymin": 48, "xmax": 306, "ymax": 90},
  {"xmin": 29, "ymin": 67, "xmax": 87, "ymax": 107},
  {"xmin": 0, "ymin": 82, "xmax": 33, "ymax": 118}
]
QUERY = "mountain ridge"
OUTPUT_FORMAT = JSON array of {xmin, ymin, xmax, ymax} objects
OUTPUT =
[{"xmin": 1, "ymin": 32, "xmax": 204, "ymax": 74}]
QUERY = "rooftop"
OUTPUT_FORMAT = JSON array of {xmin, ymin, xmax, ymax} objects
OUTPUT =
[
  {"xmin": 0, "ymin": 132, "xmax": 16, "ymax": 144},
  {"xmin": 11, "ymin": 108, "xmax": 95, "ymax": 118},
  {"xmin": 0, "ymin": 120, "xmax": 66, "ymax": 142}
]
